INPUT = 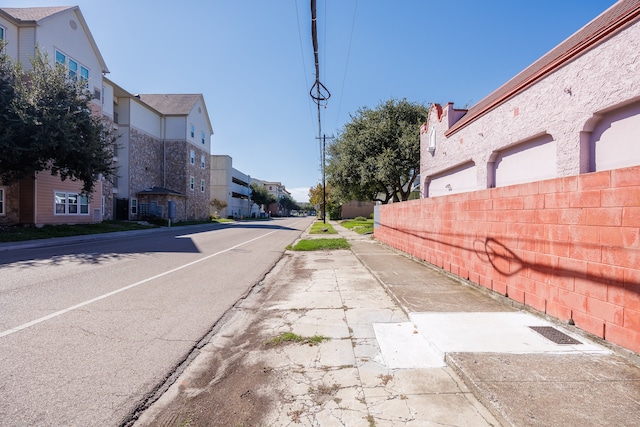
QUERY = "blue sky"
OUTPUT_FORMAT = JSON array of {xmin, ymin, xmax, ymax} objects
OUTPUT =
[{"xmin": 3, "ymin": 0, "xmax": 617, "ymax": 202}]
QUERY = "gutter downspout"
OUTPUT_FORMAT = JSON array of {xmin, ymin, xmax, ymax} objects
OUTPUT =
[{"xmin": 161, "ymin": 116, "xmax": 166, "ymax": 188}]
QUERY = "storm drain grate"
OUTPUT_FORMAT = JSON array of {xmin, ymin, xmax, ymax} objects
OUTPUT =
[{"xmin": 529, "ymin": 326, "xmax": 581, "ymax": 345}]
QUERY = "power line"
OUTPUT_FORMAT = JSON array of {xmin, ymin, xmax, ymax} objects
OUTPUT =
[
  {"xmin": 335, "ymin": 0, "xmax": 358, "ymax": 130},
  {"xmin": 310, "ymin": 0, "xmax": 331, "ymax": 222},
  {"xmin": 294, "ymin": 0, "xmax": 317, "ymax": 135}
]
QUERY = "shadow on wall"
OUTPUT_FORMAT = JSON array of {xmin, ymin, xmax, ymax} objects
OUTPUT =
[{"xmin": 380, "ymin": 225, "xmax": 634, "ymax": 290}]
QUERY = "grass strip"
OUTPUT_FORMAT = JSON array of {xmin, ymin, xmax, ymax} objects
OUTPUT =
[
  {"xmin": 340, "ymin": 219, "xmax": 374, "ymax": 234},
  {"xmin": 289, "ymin": 238, "xmax": 350, "ymax": 251},
  {"xmin": 309, "ymin": 221, "xmax": 337, "ymax": 234},
  {"xmin": 0, "ymin": 221, "xmax": 157, "ymax": 242}
]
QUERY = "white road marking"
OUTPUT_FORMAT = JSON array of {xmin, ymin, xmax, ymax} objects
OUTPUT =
[{"xmin": 0, "ymin": 227, "xmax": 292, "ymax": 339}]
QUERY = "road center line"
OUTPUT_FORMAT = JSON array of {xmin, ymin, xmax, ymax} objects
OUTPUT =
[{"xmin": 0, "ymin": 229, "xmax": 282, "ymax": 339}]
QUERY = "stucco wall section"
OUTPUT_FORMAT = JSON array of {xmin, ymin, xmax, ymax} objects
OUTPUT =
[{"xmin": 421, "ymin": 19, "xmax": 640, "ymax": 193}]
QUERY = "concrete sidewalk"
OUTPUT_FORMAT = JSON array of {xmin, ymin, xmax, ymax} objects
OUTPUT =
[
  {"xmin": 343, "ymin": 222, "xmax": 640, "ymax": 427},
  {"xmin": 134, "ymin": 220, "xmax": 640, "ymax": 426}
]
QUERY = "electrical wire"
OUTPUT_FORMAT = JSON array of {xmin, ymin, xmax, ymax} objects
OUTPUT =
[
  {"xmin": 294, "ymin": 0, "xmax": 317, "ymax": 134},
  {"xmin": 335, "ymin": 0, "xmax": 358, "ymax": 130}
]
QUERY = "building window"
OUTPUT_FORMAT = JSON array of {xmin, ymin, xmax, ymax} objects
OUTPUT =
[
  {"xmin": 190, "ymin": 176, "xmax": 195, "ymax": 191},
  {"xmin": 201, "ymin": 131, "xmax": 205, "ymax": 145},
  {"xmin": 190, "ymin": 124, "xmax": 195, "ymax": 138},
  {"xmin": 55, "ymin": 49, "xmax": 89, "ymax": 84},
  {"xmin": 55, "ymin": 192, "xmax": 66, "ymax": 214},
  {"xmin": 68, "ymin": 193, "xmax": 79, "ymax": 213},
  {"xmin": 0, "ymin": 26, "xmax": 5, "ymax": 41},
  {"xmin": 130, "ymin": 198, "xmax": 138, "ymax": 215},
  {"xmin": 201, "ymin": 155, "xmax": 205, "ymax": 169},
  {"xmin": 0, "ymin": 187, "xmax": 5, "ymax": 215},
  {"xmin": 55, "ymin": 50, "xmax": 65, "ymax": 65},
  {"xmin": 190, "ymin": 150, "xmax": 195, "ymax": 164},
  {"xmin": 55, "ymin": 192, "xmax": 89, "ymax": 215},
  {"xmin": 68, "ymin": 58, "xmax": 78, "ymax": 80},
  {"xmin": 200, "ymin": 179, "xmax": 205, "ymax": 192}
]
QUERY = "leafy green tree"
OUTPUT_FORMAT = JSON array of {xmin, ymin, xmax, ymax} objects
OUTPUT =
[
  {"xmin": 278, "ymin": 194, "xmax": 299, "ymax": 213},
  {"xmin": 308, "ymin": 183, "xmax": 325, "ymax": 208},
  {"xmin": 327, "ymin": 98, "xmax": 428, "ymax": 204},
  {"xmin": 309, "ymin": 182, "xmax": 339, "ymax": 220},
  {"xmin": 250, "ymin": 182, "xmax": 276, "ymax": 209},
  {"xmin": 0, "ymin": 46, "xmax": 116, "ymax": 194}
]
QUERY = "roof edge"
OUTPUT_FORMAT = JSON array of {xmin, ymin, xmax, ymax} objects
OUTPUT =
[{"xmin": 444, "ymin": 1, "xmax": 640, "ymax": 137}]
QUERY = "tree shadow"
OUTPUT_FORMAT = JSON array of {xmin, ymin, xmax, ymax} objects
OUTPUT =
[{"xmin": 0, "ymin": 220, "xmax": 300, "ymax": 270}]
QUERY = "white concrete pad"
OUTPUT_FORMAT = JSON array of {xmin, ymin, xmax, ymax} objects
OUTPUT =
[
  {"xmin": 410, "ymin": 311, "xmax": 610, "ymax": 355},
  {"xmin": 373, "ymin": 322, "xmax": 446, "ymax": 368}
]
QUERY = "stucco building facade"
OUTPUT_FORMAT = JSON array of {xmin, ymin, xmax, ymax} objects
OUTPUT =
[{"xmin": 376, "ymin": 0, "xmax": 640, "ymax": 353}]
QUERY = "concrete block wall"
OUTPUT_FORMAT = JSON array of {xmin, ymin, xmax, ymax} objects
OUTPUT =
[{"xmin": 375, "ymin": 165, "xmax": 640, "ymax": 353}]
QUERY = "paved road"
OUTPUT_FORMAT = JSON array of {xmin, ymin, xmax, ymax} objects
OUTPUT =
[{"xmin": 0, "ymin": 217, "xmax": 314, "ymax": 426}]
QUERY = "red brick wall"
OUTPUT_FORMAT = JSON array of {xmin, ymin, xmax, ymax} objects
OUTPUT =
[{"xmin": 375, "ymin": 165, "xmax": 640, "ymax": 353}]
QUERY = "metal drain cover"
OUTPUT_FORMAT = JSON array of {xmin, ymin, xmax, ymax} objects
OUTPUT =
[{"xmin": 529, "ymin": 326, "xmax": 581, "ymax": 345}]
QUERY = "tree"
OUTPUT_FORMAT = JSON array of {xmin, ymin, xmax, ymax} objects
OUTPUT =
[
  {"xmin": 308, "ymin": 182, "xmax": 340, "ymax": 220},
  {"xmin": 308, "ymin": 183, "xmax": 325, "ymax": 208},
  {"xmin": 0, "ymin": 46, "xmax": 116, "ymax": 194},
  {"xmin": 250, "ymin": 183, "xmax": 276, "ymax": 209},
  {"xmin": 326, "ymin": 98, "xmax": 428, "ymax": 204},
  {"xmin": 209, "ymin": 198, "xmax": 228, "ymax": 218},
  {"xmin": 278, "ymin": 194, "xmax": 299, "ymax": 213}
]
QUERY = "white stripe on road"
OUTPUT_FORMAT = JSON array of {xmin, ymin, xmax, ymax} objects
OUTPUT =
[{"xmin": 0, "ymin": 227, "xmax": 290, "ymax": 339}]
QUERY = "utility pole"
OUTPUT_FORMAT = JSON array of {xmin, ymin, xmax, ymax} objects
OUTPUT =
[
  {"xmin": 316, "ymin": 134, "xmax": 334, "ymax": 223},
  {"xmin": 310, "ymin": 0, "xmax": 331, "ymax": 223}
]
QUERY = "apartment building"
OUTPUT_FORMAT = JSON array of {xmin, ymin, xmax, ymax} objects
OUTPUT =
[
  {"xmin": 0, "ymin": 6, "xmax": 109, "ymax": 225},
  {"xmin": 104, "ymin": 78, "xmax": 214, "ymax": 222}
]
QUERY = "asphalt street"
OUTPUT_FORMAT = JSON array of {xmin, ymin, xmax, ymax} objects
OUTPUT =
[{"xmin": 0, "ymin": 217, "xmax": 315, "ymax": 426}]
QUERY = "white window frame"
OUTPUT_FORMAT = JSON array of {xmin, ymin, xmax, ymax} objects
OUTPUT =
[
  {"xmin": 55, "ymin": 49, "xmax": 89, "ymax": 85},
  {"xmin": 54, "ymin": 191, "xmax": 89, "ymax": 215},
  {"xmin": 200, "ymin": 179, "xmax": 205, "ymax": 193},
  {"xmin": 201, "ymin": 155, "xmax": 205, "ymax": 169},
  {"xmin": 68, "ymin": 193, "xmax": 79, "ymax": 213},
  {"xmin": 0, "ymin": 26, "xmax": 5, "ymax": 41},
  {"xmin": 190, "ymin": 149, "xmax": 195, "ymax": 165},
  {"xmin": 68, "ymin": 58, "xmax": 78, "ymax": 80},
  {"xmin": 0, "ymin": 187, "xmax": 5, "ymax": 216},
  {"xmin": 80, "ymin": 194, "xmax": 89, "ymax": 214},
  {"xmin": 190, "ymin": 176, "xmax": 195, "ymax": 191},
  {"xmin": 130, "ymin": 198, "xmax": 138, "ymax": 215},
  {"xmin": 190, "ymin": 124, "xmax": 195, "ymax": 138},
  {"xmin": 201, "ymin": 131, "xmax": 205, "ymax": 145}
]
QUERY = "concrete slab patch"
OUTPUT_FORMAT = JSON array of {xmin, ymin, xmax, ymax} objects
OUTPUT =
[
  {"xmin": 411, "ymin": 311, "xmax": 610, "ymax": 354},
  {"xmin": 373, "ymin": 322, "xmax": 445, "ymax": 368},
  {"xmin": 286, "ymin": 308, "xmax": 351, "ymax": 339},
  {"xmin": 339, "ymin": 289, "xmax": 398, "ymax": 309},
  {"xmin": 448, "ymin": 353, "xmax": 640, "ymax": 427},
  {"xmin": 265, "ymin": 290, "xmax": 344, "ymax": 310},
  {"xmin": 385, "ymin": 368, "xmax": 468, "ymax": 395},
  {"xmin": 366, "ymin": 392, "xmax": 499, "ymax": 426}
]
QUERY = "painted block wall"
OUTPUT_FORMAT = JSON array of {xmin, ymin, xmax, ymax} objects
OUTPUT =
[{"xmin": 375, "ymin": 165, "xmax": 640, "ymax": 353}]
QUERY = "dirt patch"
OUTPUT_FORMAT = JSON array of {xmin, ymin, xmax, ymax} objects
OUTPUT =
[{"xmin": 131, "ymin": 254, "xmax": 305, "ymax": 427}]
